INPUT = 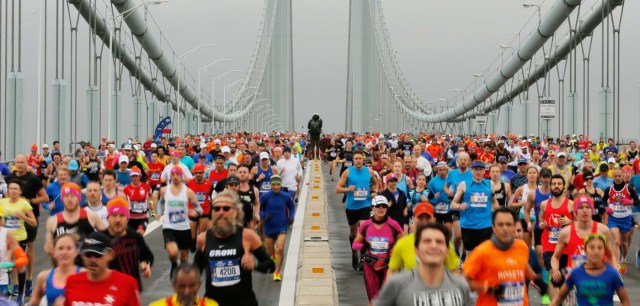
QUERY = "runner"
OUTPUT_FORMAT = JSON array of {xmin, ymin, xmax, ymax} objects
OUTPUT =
[
  {"xmin": 375, "ymin": 222, "xmax": 471, "ymax": 306},
  {"xmin": 336, "ymin": 150, "xmax": 379, "ymax": 270},
  {"xmin": 276, "ymin": 146, "xmax": 302, "ymax": 201},
  {"xmin": 149, "ymin": 263, "xmax": 219, "ymax": 306},
  {"xmin": 101, "ymin": 169, "xmax": 123, "ymax": 205},
  {"xmin": 251, "ymin": 152, "xmax": 279, "ymax": 196},
  {"xmin": 102, "ymin": 198, "xmax": 154, "ymax": 291},
  {"xmin": 45, "ymin": 167, "xmax": 73, "ymax": 216},
  {"xmin": 194, "ymin": 190, "xmax": 275, "ymax": 306},
  {"xmin": 451, "ymin": 160, "xmax": 499, "ymax": 253},
  {"xmin": 352, "ymin": 196, "xmax": 404, "ymax": 302},
  {"xmin": 464, "ymin": 207, "xmax": 538, "ymax": 306},
  {"xmin": 574, "ymin": 171, "xmax": 606, "ymax": 222},
  {"xmin": 62, "ymin": 232, "xmax": 141, "ymax": 306},
  {"xmin": 444, "ymin": 152, "xmax": 471, "ymax": 255},
  {"xmin": 259, "ymin": 175, "xmax": 296, "ymax": 281},
  {"xmin": 510, "ymin": 166, "xmax": 539, "ymax": 246},
  {"xmin": 187, "ymin": 164, "xmax": 214, "ymax": 238},
  {"xmin": 84, "ymin": 181, "xmax": 108, "ymax": 228},
  {"xmin": 428, "ymin": 162, "xmax": 452, "ymax": 232},
  {"xmin": 157, "ymin": 166, "xmax": 200, "ymax": 279},
  {"xmin": 124, "ymin": 167, "xmax": 153, "ymax": 235},
  {"xmin": 237, "ymin": 164, "xmax": 261, "ymax": 229},
  {"xmin": 29, "ymin": 234, "xmax": 81, "ymax": 305},
  {"xmin": 524, "ymin": 168, "xmax": 553, "ymax": 275},
  {"xmin": 550, "ymin": 233, "xmax": 630, "ymax": 306}
]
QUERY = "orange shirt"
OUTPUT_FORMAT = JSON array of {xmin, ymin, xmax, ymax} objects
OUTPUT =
[{"xmin": 464, "ymin": 239, "xmax": 530, "ymax": 306}]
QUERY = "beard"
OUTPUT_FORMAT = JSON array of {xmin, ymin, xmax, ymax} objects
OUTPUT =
[
  {"xmin": 551, "ymin": 188, "xmax": 564, "ymax": 197},
  {"xmin": 213, "ymin": 215, "xmax": 237, "ymax": 237}
]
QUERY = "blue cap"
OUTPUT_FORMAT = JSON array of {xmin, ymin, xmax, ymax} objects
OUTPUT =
[
  {"xmin": 517, "ymin": 158, "xmax": 528, "ymax": 165},
  {"xmin": 69, "ymin": 160, "xmax": 79, "ymax": 171},
  {"xmin": 471, "ymin": 161, "xmax": 485, "ymax": 168}
]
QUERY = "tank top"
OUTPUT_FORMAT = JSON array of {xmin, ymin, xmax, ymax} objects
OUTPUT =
[
  {"xmin": 204, "ymin": 227, "xmax": 256, "ymax": 306},
  {"xmin": 46, "ymin": 266, "xmax": 81, "ymax": 305},
  {"xmin": 208, "ymin": 169, "xmax": 228, "ymax": 190},
  {"xmin": 396, "ymin": 175, "xmax": 409, "ymax": 197},
  {"xmin": 565, "ymin": 221, "xmax": 599, "ymax": 269},
  {"xmin": 124, "ymin": 183, "xmax": 152, "ymax": 219},
  {"xmin": 541, "ymin": 198, "xmax": 572, "ymax": 252},
  {"xmin": 162, "ymin": 185, "xmax": 190, "ymax": 230},
  {"xmin": 371, "ymin": 158, "xmax": 383, "ymax": 173},
  {"xmin": 584, "ymin": 187, "xmax": 603, "ymax": 216},
  {"xmin": 86, "ymin": 158, "xmax": 101, "ymax": 181},
  {"xmin": 494, "ymin": 182, "xmax": 507, "ymax": 208},
  {"xmin": 28, "ymin": 154, "xmax": 42, "ymax": 176},
  {"xmin": 55, "ymin": 210, "xmax": 94, "ymax": 239},
  {"xmin": 460, "ymin": 179, "xmax": 493, "ymax": 229},
  {"xmin": 104, "ymin": 153, "xmax": 116, "ymax": 170},
  {"xmin": 187, "ymin": 179, "xmax": 213, "ymax": 216},
  {"xmin": 608, "ymin": 184, "xmax": 633, "ymax": 218},
  {"xmin": 345, "ymin": 166, "xmax": 372, "ymax": 211},
  {"xmin": 519, "ymin": 184, "xmax": 534, "ymax": 218},
  {"xmin": 147, "ymin": 162, "xmax": 164, "ymax": 187},
  {"xmin": 256, "ymin": 166, "xmax": 273, "ymax": 195},
  {"xmin": 533, "ymin": 188, "xmax": 552, "ymax": 229}
]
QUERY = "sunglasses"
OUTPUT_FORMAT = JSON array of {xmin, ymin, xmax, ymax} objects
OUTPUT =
[
  {"xmin": 212, "ymin": 206, "xmax": 234, "ymax": 212},
  {"xmin": 82, "ymin": 252, "xmax": 104, "ymax": 258},
  {"xmin": 374, "ymin": 204, "xmax": 389, "ymax": 209},
  {"xmin": 584, "ymin": 177, "xmax": 594, "ymax": 181}
]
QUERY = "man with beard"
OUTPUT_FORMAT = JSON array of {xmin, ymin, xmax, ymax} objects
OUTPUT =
[
  {"xmin": 237, "ymin": 165, "xmax": 261, "ymax": 229},
  {"xmin": 149, "ymin": 264, "xmax": 219, "ymax": 306},
  {"xmin": 62, "ymin": 232, "xmax": 141, "ymax": 306},
  {"xmin": 194, "ymin": 190, "xmax": 275, "ymax": 306},
  {"xmin": 102, "ymin": 198, "xmax": 154, "ymax": 291},
  {"xmin": 44, "ymin": 182, "xmax": 107, "ymax": 256},
  {"xmin": 187, "ymin": 164, "xmax": 214, "ymax": 237},
  {"xmin": 444, "ymin": 152, "xmax": 472, "ymax": 253}
]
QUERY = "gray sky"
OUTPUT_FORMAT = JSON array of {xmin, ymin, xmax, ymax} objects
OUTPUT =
[{"xmin": 11, "ymin": 0, "xmax": 640, "ymax": 149}]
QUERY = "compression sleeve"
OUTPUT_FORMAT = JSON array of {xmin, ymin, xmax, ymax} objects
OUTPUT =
[
  {"xmin": 12, "ymin": 247, "xmax": 28, "ymax": 268},
  {"xmin": 194, "ymin": 249, "xmax": 207, "ymax": 273},
  {"xmin": 252, "ymin": 246, "xmax": 275, "ymax": 273}
]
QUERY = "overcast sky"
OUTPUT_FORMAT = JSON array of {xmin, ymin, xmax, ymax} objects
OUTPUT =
[{"xmin": 11, "ymin": 0, "xmax": 640, "ymax": 148}]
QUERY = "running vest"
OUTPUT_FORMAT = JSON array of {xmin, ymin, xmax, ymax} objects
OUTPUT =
[
  {"xmin": 204, "ymin": 227, "xmax": 256, "ymax": 306},
  {"xmin": 86, "ymin": 157, "xmax": 101, "ymax": 181},
  {"xmin": 101, "ymin": 189, "xmax": 118, "ymax": 206},
  {"xmin": 104, "ymin": 153, "xmax": 117, "ymax": 170},
  {"xmin": 187, "ymin": 179, "xmax": 213, "ymax": 216},
  {"xmin": 28, "ymin": 154, "xmax": 42, "ymax": 176},
  {"xmin": 46, "ymin": 267, "xmax": 81, "ymax": 305},
  {"xmin": 55, "ymin": 210, "xmax": 94, "ymax": 239},
  {"xmin": 565, "ymin": 221, "xmax": 599, "ymax": 268},
  {"xmin": 396, "ymin": 175, "xmax": 409, "ymax": 197},
  {"xmin": 371, "ymin": 158, "xmax": 383, "ymax": 173},
  {"xmin": 162, "ymin": 185, "xmax": 191, "ymax": 231},
  {"xmin": 256, "ymin": 166, "xmax": 274, "ymax": 195},
  {"xmin": 124, "ymin": 183, "xmax": 151, "ymax": 219},
  {"xmin": 608, "ymin": 184, "xmax": 633, "ymax": 218},
  {"xmin": 533, "ymin": 188, "xmax": 552, "ymax": 229},
  {"xmin": 460, "ymin": 179, "xmax": 493, "ymax": 229},
  {"xmin": 541, "ymin": 198, "xmax": 572, "ymax": 252},
  {"xmin": 238, "ymin": 184, "xmax": 257, "ymax": 225},
  {"xmin": 584, "ymin": 187, "xmax": 603, "ymax": 216},
  {"xmin": 345, "ymin": 166, "xmax": 372, "ymax": 211},
  {"xmin": 494, "ymin": 182, "xmax": 507, "ymax": 208}
]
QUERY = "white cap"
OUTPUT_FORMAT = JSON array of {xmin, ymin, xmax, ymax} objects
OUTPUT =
[
  {"xmin": 221, "ymin": 146, "xmax": 231, "ymax": 154},
  {"xmin": 497, "ymin": 140, "xmax": 505, "ymax": 144},
  {"xmin": 372, "ymin": 195, "xmax": 389, "ymax": 206},
  {"xmin": 133, "ymin": 145, "xmax": 140, "ymax": 151},
  {"xmin": 214, "ymin": 139, "xmax": 221, "ymax": 144},
  {"xmin": 200, "ymin": 143, "xmax": 207, "ymax": 149},
  {"xmin": 608, "ymin": 157, "xmax": 616, "ymax": 163},
  {"xmin": 124, "ymin": 144, "xmax": 133, "ymax": 150},
  {"xmin": 108, "ymin": 144, "xmax": 116, "ymax": 149},
  {"xmin": 42, "ymin": 144, "xmax": 50, "ymax": 148},
  {"xmin": 118, "ymin": 155, "xmax": 129, "ymax": 164},
  {"xmin": 150, "ymin": 143, "xmax": 158, "ymax": 148},
  {"xmin": 260, "ymin": 152, "xmax": 270, "ymax": 160},
  {"xmin": 556, "ymin": 151, "xmax": 567, "ymax": 157}
]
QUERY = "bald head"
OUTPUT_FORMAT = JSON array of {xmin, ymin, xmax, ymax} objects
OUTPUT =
[{"xmin": 14, "ymin": 154, "xmax": 28, "ymax": 174}]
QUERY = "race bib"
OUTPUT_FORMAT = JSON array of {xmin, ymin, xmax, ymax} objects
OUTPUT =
[
  {"xmin": 354, "ymin": 188, "xmax": 368, "ymax": 201},
  {"xmin": 470, "ymin": 193, "xmax": 488, "ymax": 208},
  {"xmin": 168, "ymin": 211, "xmax": 186, "ymax": 224},
  {"xmin": 4, "ymin": 216, "xmax": 20, "ymax": 230},
  {"xmin": 549, "ymin": 227, "xmax": 561, "ymax": 244},
  {"xmin": 131, "ymin": 201, "xmax": 147, "ymax": 213},
  {"xmin": 345, "ymin": 161, "xmax": 353, "ymax": 167},
  {"xmin": 195, "ymin": 192, "xmax": 206, "ymax": 204},
  {"xmin": 210, "ymin": 259, "xmax": 241, "ymax": 287},
  {"xmin": 260, "ymin": 182, "xmax": 271, "ymax": 193},
  {"xmin": 330, "ymin": 152, "xmax": 337, "ymax": 157},
  {"xmin": 498, "ymin": 281, "xmax": 525, "ymax": 306},
  {"xmin": 368, "ymin": 236, "xmax": 389, "ymax": 255},
  {"xmin": 435, "ymin": 203, "xmax": 449, "ymax": 214},
  {"xmin": 150, "ymin": 172, "xmax": 160, "ymax": 180},
  {"xmin": 571, "ymin": 254, "xmax": 587, "ymax": 268},
  {"xmin": 613, "ymin": 203, "xmax": 625, "ymax": 215}
]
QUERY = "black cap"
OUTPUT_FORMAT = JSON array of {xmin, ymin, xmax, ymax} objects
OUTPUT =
[
  {"xmin": 283, "ymin": 146, "xmax": 291, "ymax": 153},
  {"xmin": 214, "ymin": 155, "xmax": 225, "ymax": 161},
  {"xmin": 540, "ymin": 168, "xmax": 552, "ymax": 177},
  {"xmin": 227, "ymin": 175, "xmax": 240, "ymax": 185},
  {"xmin": 80, "ymin": 232, "xmax": 112, "ymax": 255}
]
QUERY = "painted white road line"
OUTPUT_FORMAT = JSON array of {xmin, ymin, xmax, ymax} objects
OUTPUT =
[
  {"xmin": 144, "ymin": 216, "xmax": 163, "ymax": 236},
  {"xmin": 279, "ymin": 161, "xmax": 312, "ymax": 305}
]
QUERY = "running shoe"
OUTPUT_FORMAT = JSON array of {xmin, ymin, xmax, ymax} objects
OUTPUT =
[
  {"xmin": 16, "ymin": 294, "xmax": 23, "ymax": 305},
  {"xmin": 10, "ymin": 285, "xmax": 17, "ymax": 296},
  {"xmin": 351, "ymin": 254, "xmax": 359, "ymax": 270},
  {"xmin": 540, "ymin": 294, "xmax": 551, "ymax": 305},
  {"xmin": 169, "ymin": 262, "xmax": 177, "ymax": 280},
  {"xmin": 24, "ymin": 279, "xmax": 32, "ymax": 297},
  {"xmin": 273, "ymin": 271, "xmax": 281, "ymax": 281}
]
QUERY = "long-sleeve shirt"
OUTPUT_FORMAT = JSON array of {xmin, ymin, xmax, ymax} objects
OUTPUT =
[
  {"xmin": 259, "ymin": 191, "xmax": 296, "ymax": 236},
  {"xmin": 104, "ymin": 228, "xmax": 154, "ymax": 291}
]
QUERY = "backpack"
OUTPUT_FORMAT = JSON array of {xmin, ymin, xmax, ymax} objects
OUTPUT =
[{"xmin": 309, "ymin": 120, "xmax": 321, "ymax": 136}]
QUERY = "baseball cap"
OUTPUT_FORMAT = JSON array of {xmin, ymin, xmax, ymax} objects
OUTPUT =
[
  {"xmin": 118, "ymin": 155, "xmax": 129, "ymax": 164},
  {"xmin": 108, "ymin": 144, "xmax": 116, "ymax": 149},
  {"xmin": 80, "ymin": 232, "xmax": 113, "ymax": 255},
  {"xmin": 413, "ymin": 202, "xmax": 434, "ymax": 218},
  {"xmin": 129, "ymin": 166, "xmax": 142, "ymax": 177},
  {"xmin": 68, "ymin": 160, "xmax": 79, "ymax": 171},
  {"xmin": 270, "ymin": 174, "xmax": 282, "ymax": 185},
  {"xmin": 123, "ymin": 144, "xmax": 133, "ymax": 150},
  {"xmin": 150, "ymin": 143, "xmax": 158, "ymax": 148},
  {"xmin": 517, "ymin": 158, "xmax": 528, "ymax": 165},
  {"xmin": 607, "ymin": 157, "xmax": 616, "ymax": 163},
  {"xmin": 540, "ymin": 168, "xmax": 552, "ymax": 177},
  {"xmin": 437, "ymin": 161, "xmax": 448, "ymax": 168},
  {"xmin": 200, "ymin": 143, "xmax": 207, "ymax": 149},
  {"xmin": 227, "ymin": 175, "xmax": 240, "ymax": 185},
  {"xmin": 260, "ymin": 152, "xmax": 270, "ymax": 160},
  {"xmin": 497, "ymin": 140, "xmax": 505, "ymax": 145},
  {"xmin": 386, "ymin": 173, "xmax": 399, "ymax": 182},
  {"xmin": 372, "ymin": 195, "xmax": 389, "ymax": 207},
  {"xmin": 557, "ymin": 151, "xmax": 567, "ymax": 157},
  {"xmin": 214, "ymin": 139, "xmax": 221, "ymax": 144},
  {"xmin": 193, "ymin": 164, "xmax": 206, "ymax": 173},
  {"xmin": 283, "ymin": 146, "xmax": 291, "ymax": 153},
  {"xmin": 30, "ymin": 144, "xmax": 38, "ymax": 151},
  {"xmin": 221, "ymin": 146, "xmax": 231, "ymax": 154},
  {"xmin": 214, "ymin": 154, "xmax": 225, "ymax": 161},
  {"xmin": 471, "ymin": 161, "xmax": 485, "ymax": 168}
]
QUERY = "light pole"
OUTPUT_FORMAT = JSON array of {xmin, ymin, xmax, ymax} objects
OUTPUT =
[
  {"xmin": 223, "ymin": 79, "xmax": 244, "ymax": 133},
  {"xmin": 211, "ymin": 69, "xmax": 241, "ymax": 133},
  {"xmin": 197, "ymin": 59, "xmax": 231, "ymax": 133},
  {"xmin": 107, "ymin": 0, "xmax": 168, "ymax": 141}
]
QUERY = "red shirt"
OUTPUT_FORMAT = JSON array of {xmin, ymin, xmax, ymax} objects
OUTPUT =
[
  {"xmin": 147, "ymin": 162, "xmax": 165, "ymax": 187},
  {"xmin": 123, "ymin": 183, "xmax": 151, "ymax": 219},
  {"xmin": 478, "ymin": 152, "xmax": 495, "ymax": 164},
  {"xmin": 207, "ymin": 169, "xmax": 228, "ymax": 188},
  {"xmin": 187, "ymin": 179, "xmax": 213, "ymax": 215},
  {"xmin": 28, "ymin": 154, "xmax": 42, "ymax": 176},
  {"xmin": 64, "ymin": 270, "xmax": 140, "ymax": 306}
]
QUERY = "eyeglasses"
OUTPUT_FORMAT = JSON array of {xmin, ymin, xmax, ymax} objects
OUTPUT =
[
  {"xmin": 373, "ymin": 204, "xmax": 388, "ymax": 209},
  {"xmin": 212, "ymin": 206, "xmax": 234, "ymax": 212}
]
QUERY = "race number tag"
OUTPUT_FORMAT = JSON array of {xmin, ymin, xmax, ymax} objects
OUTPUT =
[
  {"xmin": 571, "ymin": 254, "xmax": 587, "ymax": 268},
  {"xmin": 368, "ymin": 236, "xmax": 389, "ymax": 255},
  {"xmin": 131, "ymin": 201, "xmax": 147, "ymax": 213},
  {"xmin": 168, "ymin": 211, "xmax": 186, "ymax": 224},
  {"xmin": 4, "ymin": 216, "xmax": 20, "ymax": 229},
  {"xmin": 470, "ymin": 193, "xmax": 488, "ymax": 208},
  {"xmin": 345, "ymin": 161, "xmax": 353, "ymax": 167},
  {"xmin": 195, "ymin": 192, "xmax": 206, "ymax": 204},
  {"xmin": 150, "ymin": 172, "xmax": 161, "ymax": 180},
  {"xmin": 435, "ymin": 203, "xmax": 449, "ymax": 214},
  {"xmin": 260, "ymin": 182, "xmax": 271, "ymax": 193},
  {"xmin": 330, "ymin": 152, "xmax": 337, "ymax": 157},
  {"xmin": 210, "ymin": 259, "xmax": 241, "ymax": 287},
  {"xmin": 354, "ymin": 188, "xmax": 368, "ymax": 201},
  {"xmin": 498, "ymin": 282, "xmax": 525, "ymax": 306},
  {"xmin": 549, "ymin": 227, "xmax": 561, "ymax": 244}
]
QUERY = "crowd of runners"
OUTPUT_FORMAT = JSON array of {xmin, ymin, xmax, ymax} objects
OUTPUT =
[{"xmin": 0, "ymin": 128, "xmax": 636, "ymax": 305}]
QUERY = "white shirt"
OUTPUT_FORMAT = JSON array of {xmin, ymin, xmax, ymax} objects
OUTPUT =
[
  {"xmin": 276, "ymin": 156, "xmax": 302, "ymax": 189},
  {"xmin": 160, "ymin": 162, "xmax": 193, "ymax": 183}
]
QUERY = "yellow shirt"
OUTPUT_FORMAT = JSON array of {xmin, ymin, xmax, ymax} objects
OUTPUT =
[
  {"xmin": 388, "ymin": 233, "xmax": 460, "ymax": 272},
  {"xmin": 0, "ymin": 198, "xmax": 33, "ymax": 241},
  {"xmin": 149, "ymin": 294, "xmax": 218, "ymax": 306}
]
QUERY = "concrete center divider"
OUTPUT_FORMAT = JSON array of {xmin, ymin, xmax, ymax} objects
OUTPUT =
[{"xmin": 279, "ymin": 160, "xmax": 339, "ymax": 305}]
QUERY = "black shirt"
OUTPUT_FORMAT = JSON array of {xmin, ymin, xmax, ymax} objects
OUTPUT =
[
  {"xmin": 6, "ymin": 172, "xmax": 44, "ymax": 216},
  {"xmin": 104, "ymin": 228, "xmax": 154, "ymax": 291}
]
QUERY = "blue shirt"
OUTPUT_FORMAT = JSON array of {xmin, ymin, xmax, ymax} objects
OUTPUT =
[
  {"xmin": 345, "ymin": 166, "xmax": 372, "ymax": 210},
  {"xmin": 565, "ymin": 264, "xmax": 623, "ymax": 306},
  {"xmin": 629, "ymin": 175, "xmax": 640, "ymax": 213},
  {"xmin": 46, "ymin": 182, "xmax": 86, "ymax": 215},
  {"xmin": 259, "ymin": 190, "xmax": 296, "ymax": 236},
  {"xmin": 0, "ymin": 163, "xmax": 10, "ymax": 176},
  {"xmin": 192, "ymin": 153, "xmax": 213, "ymax": 164},
  {"xmin": 428, "ymin": 176, "xmax": 449, "ymax": 215},
  {"xmin": 500, "ymin": 169, "xmax": 516, "ymax": 183},
  {"xmin": 593, "ymin": 176, "xmax": 613, "ymax": 191},
  {"xmin": 116, "ymin": 169, "xmax": 131, "ymax": 186},
  {"xmin": 446, "ymin": 168, "xmax": 472, "ymax": 194},
  {"xmin": 180, "ymin": 156, "xmax": 195, "ymax": 171},
  {"xmin": 460, "ymin": 179, "xmax": 493, "ymax": 229}
]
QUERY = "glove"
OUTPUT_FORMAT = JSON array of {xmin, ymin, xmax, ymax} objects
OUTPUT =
[
  {"xmin": 487, "ymin": 284, "xmax": 506, "ymax": 297},
  {"xmin": 0, "ymin": 262, "xmax": 14, "ymax": 269},
  {"xmin": 606, "ymin": 206, "xmax": 614, "ymax": 215},
  {"xmin": 621, "ymin": 198, "xmax": 634, "ymax": 206}
]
